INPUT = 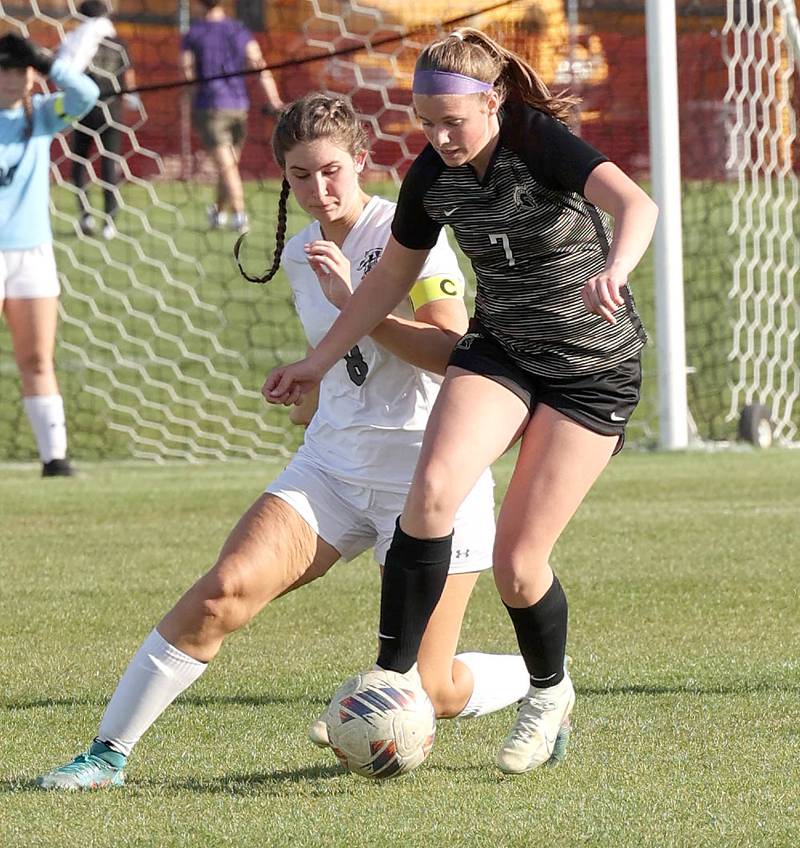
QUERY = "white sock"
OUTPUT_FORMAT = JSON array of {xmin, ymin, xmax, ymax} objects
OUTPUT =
[
  {"xmin": 23, "ymin": 394, "xmax": 67, "ymax": 462},
  {"xmin": 455, "ymin": 652, "xmax": 531, "ymax": 719},
  {"xmin": 97, "ymin": 629, "xmax": 207, "ymax": 756}
]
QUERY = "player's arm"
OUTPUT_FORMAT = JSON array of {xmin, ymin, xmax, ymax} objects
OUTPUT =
[
  {"xmin": 245, "ymin": 39, "xmax": 283, "ymax": 112},
  {"xmin": 304, "ymin": 238, "xmax": 465, "ymax": 375},
  {"xmin": 307, "ymin": 237, "xmax": 429, "ymax": 376},
  {"xmin": 582, "ymin": 161, "xmax": 658, "ymax": 323},
  {"xmin": 368, "ymin": 276, "xmax": 467, "ymax": 376},
  {"xmin": 44, "ymin": 59, "xmax": 100, "ymax": 129},
  {"xmin": 288, "ymin": 347, "xmax": 319, "ymax": 425},
  {"xmin": 584, "ymin": 161, "xmax": 657, "ymax": 280},
  {"xmin": 180, "ymin": 49, "xmax": 195, "ymax": 83},
  {"xmin": 122, "ymin": 64, "xmax": 142, "ymax": 110},
  {"xmin": 265, "ymin": 170, "xmax": 439, "ymax": 403},
  {"xmin": 123, "ymin": 65, "xmax": 137, "ymax": 92}
]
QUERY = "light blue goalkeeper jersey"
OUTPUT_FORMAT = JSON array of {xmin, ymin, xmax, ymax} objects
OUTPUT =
[{"xmin": 0, "ymin": 58, "xmax": 99, "ymax": 250}]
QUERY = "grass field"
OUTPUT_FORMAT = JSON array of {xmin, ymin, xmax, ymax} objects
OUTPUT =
[{"xmin": 1, "ymin": 449, "xmax": 798, "ymax": 847}]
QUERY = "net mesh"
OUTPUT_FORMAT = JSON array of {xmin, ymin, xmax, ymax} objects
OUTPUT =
[{"xmin": 1, "ymin": 0, "xmax": 798, "ymax": 462}]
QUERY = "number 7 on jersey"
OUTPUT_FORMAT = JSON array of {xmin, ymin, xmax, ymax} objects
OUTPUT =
[{"xmin": 489, "ymin": 233, "xmax": 516, "ymax": 267}]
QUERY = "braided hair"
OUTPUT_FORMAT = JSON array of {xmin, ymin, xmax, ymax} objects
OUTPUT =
[{"xmin": 235, "ymin": 92, "xmax": 368, "ymax": 284}]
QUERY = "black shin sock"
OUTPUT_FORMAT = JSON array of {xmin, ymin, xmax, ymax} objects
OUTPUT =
[
  {"xmin": 504, "ymin": 575, "xmax": 568, "ymax": 688},
  {"xmin": 376, "ymin": 520, "xmax": 452, "ymax": 674}
]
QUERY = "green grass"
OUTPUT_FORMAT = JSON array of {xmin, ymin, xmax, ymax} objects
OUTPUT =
[
  {"xmin": 2, "ymin": 175, "xmax": 797, "ymax": 462},
  {"xmin": 1, "ymin": 449, "xmax": 798, "ymax": 846}
]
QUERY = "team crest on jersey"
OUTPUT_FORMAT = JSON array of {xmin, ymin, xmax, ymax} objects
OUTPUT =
[
  {"xmin": 514, "ymin": 186, "xmax": 536, "ymax": 209},
  {"xmin": 358, "ymin": 247, "xmax": 383, "ymax": 274}
]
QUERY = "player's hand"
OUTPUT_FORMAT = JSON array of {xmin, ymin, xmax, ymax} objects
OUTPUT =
[
  {"xmin": 581, "ymin": 270, "xmax": 628, "ymax": 324},
  {"xmin": 263, "ymin": 356, "xmax": 324, "ymax": 406},
  {"xmin": 305, "ymin": 240, "xmax": 352, "ymax": 309}
]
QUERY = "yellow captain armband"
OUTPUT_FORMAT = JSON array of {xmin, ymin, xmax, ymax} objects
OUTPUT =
[
  {"xmin": 53, "ymin": 95, "xmax": 78, "ymax": 123},
  {"xmin": 408, "ymin": 275, "xmax": 464, "ymax": 312}
]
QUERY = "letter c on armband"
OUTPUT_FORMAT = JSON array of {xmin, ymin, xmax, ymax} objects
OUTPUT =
[{"xmin": 409, "ymin": 275, "xmax": 465, "ymax": 312}]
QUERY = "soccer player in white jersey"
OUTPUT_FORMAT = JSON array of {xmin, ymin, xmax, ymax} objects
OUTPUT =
[
  {"xmin": 36, "ymin": 92, "xmax": 531, "ymax": 790},
  {"xmin": 0, "ymin": 34, "xmax": 98, "ymax": 476},
  {"xmin": 266, "ymin": 29, "xmax": 659, "ymax": 774}
]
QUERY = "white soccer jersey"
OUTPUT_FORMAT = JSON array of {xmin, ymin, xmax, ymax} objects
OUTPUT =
[{"xmin": 281, "ymin": 195, "xmax": 466, "ymax": 492}]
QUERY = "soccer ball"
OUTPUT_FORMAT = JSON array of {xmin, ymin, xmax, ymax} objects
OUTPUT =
[{"xmin": 324, "ymin": 667, "xmax": 436, "ymax": 779}]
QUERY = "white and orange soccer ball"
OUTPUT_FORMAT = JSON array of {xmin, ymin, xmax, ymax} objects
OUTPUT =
[{"xmin": 324, "ymin": 667, "xmax": 436, "ymax": 779}]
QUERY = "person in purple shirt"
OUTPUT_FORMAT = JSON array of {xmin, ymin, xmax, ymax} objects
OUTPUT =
[{"xmin": 180, "ymin": 0, "xmax": 283, "ymax": 233}]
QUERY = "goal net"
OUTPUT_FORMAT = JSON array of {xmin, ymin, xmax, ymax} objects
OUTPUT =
[
  {"xmin": 723, "ymin": 0, "xmax": 800, "ymax": 444},
  {"xmin": 1, "ymin": 0, "xmax": 797, "ymax": 463}
]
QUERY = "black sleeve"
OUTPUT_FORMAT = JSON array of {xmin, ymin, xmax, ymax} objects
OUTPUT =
[
  {"xmin": 390, "ymin": 146, "xmax": 444, "ymax": 251},
  {"xmin": 505, "ymin": 106, "xmax": 608, "ymax": 196}
]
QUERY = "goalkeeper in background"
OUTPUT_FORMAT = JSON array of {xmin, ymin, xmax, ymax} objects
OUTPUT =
[{"xmin": 0, "ymin": 33, "xmax": 99, "ymax": 477}]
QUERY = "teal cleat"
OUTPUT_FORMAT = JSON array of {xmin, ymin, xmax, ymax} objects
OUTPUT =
[
  {"xmin": 35, "ymin": 740, "xmax": 127, "ymax": 790},
  {"xmin": 547, "ymin": 716, "xmax": 572, "ymax": 766}
]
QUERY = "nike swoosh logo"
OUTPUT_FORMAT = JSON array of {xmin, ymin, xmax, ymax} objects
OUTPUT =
[
  {"xmin": 543, "ymin": 727, "xmax": 558, "ymax": 752},
  {"xmin": 610, "ymin": 412, "xmax": 626, "ymax": 422},
  {"xmin": 443, "ymin": 207, "xmax": 458, "ymax": 217},
  {"xmin": 378, "ymin": 632, "xmax": 396, "ymax": 640}
]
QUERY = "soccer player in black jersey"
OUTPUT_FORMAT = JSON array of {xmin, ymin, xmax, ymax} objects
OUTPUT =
[{"xmin": 266, "ymin": 28, "xmax": 658, "ymax": 774}]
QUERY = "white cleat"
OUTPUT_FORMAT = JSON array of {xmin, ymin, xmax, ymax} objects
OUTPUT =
[
  {"xmin": 496, "ymin": 672, "xmax": 575, "ymax": 774},
  {"xmin": 309, "ymin": 664, "xmax": 423, "ymax": 750},
  {"xmin": 308, "ymin": 715, "xmax": 330, "ymax": 748}
]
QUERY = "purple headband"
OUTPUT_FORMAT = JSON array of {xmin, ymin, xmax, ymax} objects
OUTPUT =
[{"xmin": 412, "ymin": 69, "xmax": 493, "ymax": 95}]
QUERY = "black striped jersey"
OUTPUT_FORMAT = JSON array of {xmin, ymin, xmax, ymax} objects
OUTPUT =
[{"xmin": 391, "ymin": 103, "xmax": 647, "ymax": 377}]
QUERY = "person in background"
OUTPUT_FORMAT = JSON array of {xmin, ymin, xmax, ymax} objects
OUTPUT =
[
  {"xmin": 180, "ymin": 0, "xmax": 284, "ymax": 234},
  {"xmin": 58, "ymin": 0, "xmax": 139, "ymax": 240},
  {"xmin": 0, "ymin": 32, "xmax": 99, "ymax": 476}
]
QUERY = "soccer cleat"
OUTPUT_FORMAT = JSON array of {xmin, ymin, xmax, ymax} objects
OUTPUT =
[
  {"xmin": 308, "ymin": 715, "xmax": 330, "ymax": 748},
  {"xmin": 311, "ymin": 664, "xmax": 424, "ymax": 751},
  {"xmin": 102, "ymin": 221, "xmax": 117, "ymax": 240},
  {"xmin": 42, "ymin": 458, "xmax": 74, "ymax": 477},
  {"xmin": 547, "ymin": 715, "xmax": 571, "ymax": 765},
  {"xmin": 207, "ymin": 204, "xmax": 228, "ymax": 230},
  {"xmin": 496, "ymin": 671, "xmax": 575, "ymax": 774},
  {"xmin": 79, "ymin": 213, "xmax": 95, "ymax": 235},
  {"xmin": 230, "ymin": 212, "xmax": 249, "ymax": 234},
  {"xmin": 35, "ymin": 740, "xmax": 127, "ymax": 790}
]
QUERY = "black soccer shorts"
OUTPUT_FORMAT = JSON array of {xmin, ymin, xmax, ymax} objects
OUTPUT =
[{"xmin": 448, "ymin": 321, "xmax": 642, "ymax": 454}]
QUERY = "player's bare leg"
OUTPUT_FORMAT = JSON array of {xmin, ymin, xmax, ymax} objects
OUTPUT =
[
  {"xmin": 4, "ymin": 296, "xmax": 71, "ymax": 476},
  {"xmin": 36, "ymin": 495, "xmax": 340, "ymax": 789},
  {"xmin": 495, "ymin": 405, "xmax": 616, "ymax": 773}
]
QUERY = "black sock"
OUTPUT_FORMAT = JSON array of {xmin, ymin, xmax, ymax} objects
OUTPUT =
[
  {"xmin": 504, "ymin": 575, "xmax": 568, "ymax": 688},
  {"xmin": 376, "ymin": 519, "xmax": 452, "ymax": 674}
]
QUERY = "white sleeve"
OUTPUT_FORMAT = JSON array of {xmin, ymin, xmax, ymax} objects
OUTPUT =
[{"xmin": 417, "ymin": 228, "xmax": 465, "ymax": 286}]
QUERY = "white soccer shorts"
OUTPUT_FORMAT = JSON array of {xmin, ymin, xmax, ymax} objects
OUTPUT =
[
  {"xmin": 266, "ymin": 454, "xmax": 495, "ymax": 574},
  {"xmin": 0, "ymin": 243, "xmax": 60, "ymax": 300}
]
